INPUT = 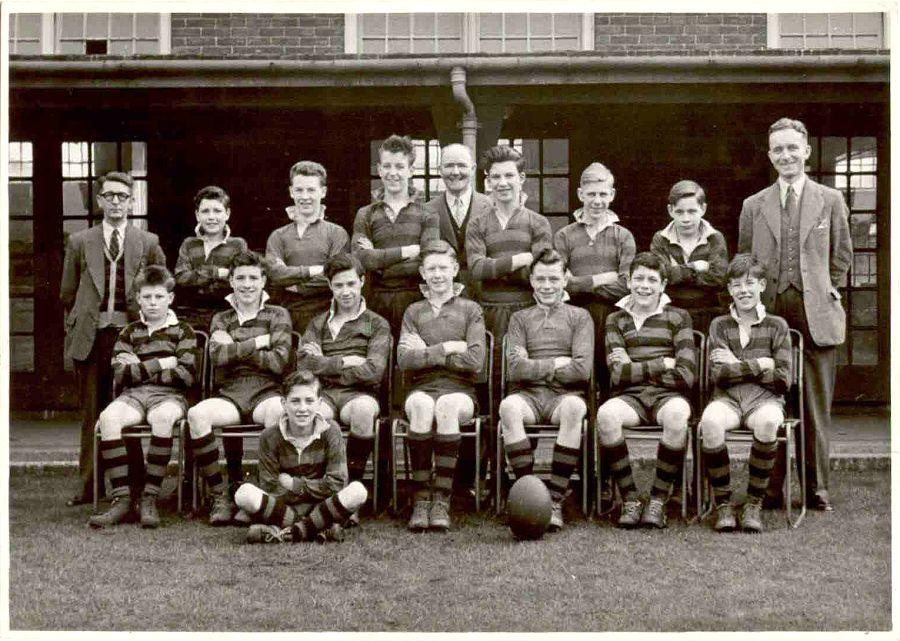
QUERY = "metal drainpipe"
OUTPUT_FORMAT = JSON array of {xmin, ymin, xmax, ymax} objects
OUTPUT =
[{"xmin": 450, "ymin": 66, "xmax": 477, "ymax": 156}]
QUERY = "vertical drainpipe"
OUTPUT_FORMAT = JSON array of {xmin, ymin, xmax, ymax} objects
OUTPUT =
[{"xmin": 450, "ymin": 66, "xmax": 477, "ymax": 156}]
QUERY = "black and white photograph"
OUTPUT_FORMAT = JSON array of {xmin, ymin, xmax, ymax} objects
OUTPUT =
[{"xmin": 3, "ymin": 0, "xmax": 892, "ymax": 635}]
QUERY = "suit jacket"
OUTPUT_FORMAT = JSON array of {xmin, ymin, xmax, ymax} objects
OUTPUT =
[
  {"xmin": 60, "ymin": 223, "xmax": 166, "ymax": 361},
  {"xmin": 737, "ymin": 178, "xmax": 852, "ymax": 347},
  {"xmin": 426, "ymin": 190, "xmax": 493, "ymax": 298}
]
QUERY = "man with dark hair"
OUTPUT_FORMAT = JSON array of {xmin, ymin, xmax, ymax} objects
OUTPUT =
[
  {"xmin": 738, "ymin": 117, "xmax": 852, "ymax": 512},
  {"xmin": 498, "ymin": 248, "xmax": 593, "ymax": 532},
  {"xmin": 297, "ymin": 253, "xmax": 391, "ymax": 499},
  {"xmin": 352, "ymin": 135, "xmax": 440, "ymax": 337},
  {"xmin": 236, "ymin": 370, "xmax": 368, "ymax": 544},
  {"xmin": 61, "ymin": 170, "xmax": 166, "ymax": 507},
  {"xmin": 266, "ymin": 160, "xmax": 350, "ymax": 334},
  {"xmin": 186, "ymin": 250, "xmax": 292, "ymax": 525},
  {"xmin": 595, "ymin": 252, "xmax": 697, "ymax": 529},
  {"xmin": 89, "ymin": 266, "xmax": 197, "ymax": 529}
]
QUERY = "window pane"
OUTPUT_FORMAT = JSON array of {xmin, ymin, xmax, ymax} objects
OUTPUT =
[
  {"xmin": 542, "ymin": 139, "xmax": 568, "ymax": 174},
  {"xmin": 522, "ymin": 180, "xmax": 539, "ymax": 211},
  {"xmin": 11, "ymin": 336, "xmax": 34, "ymax": 372},
  {"xmin": 412, "ymin": 140, "xmax": 426, "ymax": 172},
  {"xmin": 504, "ymin": 38, "xmax": 527, "ymax": 53},
  {"xmin": 412, "ymin": 39, "xmax": 435, "ymax": 54},
  {"xmin": 428, "ymin": 178, "xmax": 443, "ymax": 196},
  {"xmin": 122, "ymin": 142, "xmax": 147, "ymax": 176},
  {"xmin": 542, "ymin": 177, "xmax": 569, "ymax": 213},
  {"xmin": 835, "ymin": 342, "xmax": 848, "ymax": 365},
  {"xmin": 806, "ymin": 136, "xmax": 819, "ymax": 171},
  {"xmin": 437, "ymin": 14, "xmax": 462, "ymax": 37},
  {"xmin": 521, "ymin": 139, "xmax": 540, "ymax": 173},
  {"xmin": 850, "ymin": 290, "xmax": 877, "ymax": 327},
  {"xmin": 9, "ymin": 182, "xmax": 33, "ymax": 216},
  {"xmin": 553, "ymin": 37, "xmax": 580, "ymax": 51},
  {"xmin": 110, "ymin": 13, "xmax": 133, "ymax": 38},
  {"xmin": 59, "ymin": 13, "xmax": 85, "ymax": 38},
  {"xmin": 388, "ymin": 14, "xmax": 410, "ymax": 36},
  {"xmin": 780, "ymin": 36, "xmax": 803, "ymax": 48},
  {"xmin": 10, "ymin": 298, "xmax": 34, "ymax": 333},
  {"xmin": 85, "ymin": 13, "xmax": 108, "ymax": 39},
  {"xmin": 63, "ymin": 181, "xmax": 90, "ymax": 216},
  {"xmin": 806, "ymin": 35, "xmax": 829, "ymax": 48},
  {"xmin": 362, "ymin": 14, "xmax": 386, "ymax": 36},
  {"xmin": 554, "ymin": 13, "xmax": 581, "ymax": 35},
  {"xmin": 58, "ymin": 40, "xmax": 85, "ymax": 54},
  {"xmin": 822, "ymin": 136, "xmax": 846, "ymax": 171},
  {"xmin": 370, "ymin": 179, "xmax": 381, "ymax": 195},
  {"xmin": 804, "ymin": 14, "xmax": 828, "ymax": 33},
  {"xmin": 853, "ymin": 254, "xmax": 876, "ymax": 286},
  {"xmin": 437, "ymin": 38, "xmax": 463, "ymax": 53},
  {"xmin": 529, "ymin": 38, "xmax": 552, "ymax": 52},
  {"xmin": 413, "ymin": 13, "xmax": 435, "ymax": 37},
  {"xmin": 505, "ymin": 14, "xmax": 527, "ymax": 36},
  {"xmin": 480, "ymin": 38, "xmax": 502, "ymax": 53},
  {"xmin": 851, "ymin": 329, "xmax": 877, "ymax": 364},
  {"xmin": 531, "ymin": 14, "xmax": 552, "ymax": 36},
  {"xmin": 411, "ymin": 177, "xmax": 426, "ymax": 194},
  {"xmin": 855, "ymin": 13, "xmax": 883, "ymax": 33},
  {"xmin": 135, "ymin": 40, "xmax": 158, "ymax": 54},
  {"xmin": 831, "ymin": 35, "xmax": 854, "ymax": 48},
  {"xmin": 850, "ymin": 175, "xmax": 876, "ymax": 210},
  {"xmin": 10, "ymin": 220, "xmax": 33, "ymax": 254},
  {"xmin": 10, "ymin": 255, "xmax": 33, "ymax": 295},
  {"xmin": 480, "ymin": 14, "xmax": 502, "ymax": 37},
  {"xmin": 851, "ymin": 213, "xmax": 877, "ymax": 249},
  {"xmin": 15, "ymin": 41, "xmax": 41, "ymax": 55},
  {"xmin": 387, "ymin": 39, "xmax": 410, "ymax": 54},
  {"xmin": 92, "ymin": 142, "xmax": 118, "ymax": 176},
  {"xmin": 108, "ymin": 40, "xmax": 133, "ymax": 56},
  {"xmin": 428, "ymin": 141, "xmax": 441, "ymax": 174},
  {"xmin": 17, "ymin": 14, "xmax": 42, "ymax": 38},
  {"xmin": 829, "ymin": 13, "xmax": 853, "ymax": 35},
  {"xmin": 132, "ymin": 180, "xmax": 148, "ymax": 217},
  {"xmin": 130, "ymin": 218, "xmax": 148, "ymax": 231},
  {"xmin": 62, "ymin": 142, "xmax": 90, "ymax": 178},
  {"xmin": 361, "ymin": 39, "xmax": 385, "ymax": 54},
  {"xmin": 780, "ymin": 14, "xmax": 804, "ymax": 33},
  {"xmin": 855, "ymin": 35, "xmax": 881, "ymax": 48},
  {"xmin": 63, "ymin": 219, "xmax": 89, "ymax": 245},
  {"xmin": 851, "ymin": 137, "xmax": 877, "ymax": 167},
  {"xmin": 136, "ymin": 13, "xmax": 158, "ymax": 38}
]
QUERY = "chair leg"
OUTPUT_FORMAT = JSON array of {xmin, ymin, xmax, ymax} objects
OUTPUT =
[
  {"xmin": 93, "ymin": 423, "xmax": 100, "ymax": 512},
  {"xmin": 494, "ymin": 421, "xmax": 503, "ymax": 516},
  {"xmin": 390, "ymin": 420, "xmax": 398, "ymax": 514},
  {"xmin": 372, "ymin": 420, "xmax": 380, "ymax": 515},
  {"xmin": 474, "ymin": 419, "xmax": 481, "ymax": 513},
  {"xmin": 787, "ymin": 421, "xmax": 807, "ymax": 529},
  {"xmin": 681, "ymin": 431, "xmax": 690, "ymax": 520},
  {"xmin": 581, "ymin": 420, "xmax": 588, "ymax": 517}
]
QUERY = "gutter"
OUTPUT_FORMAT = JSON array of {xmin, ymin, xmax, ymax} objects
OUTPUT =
[{"xmin": 450, "ymin": 66, "xmax": 477, "ymax": 156}]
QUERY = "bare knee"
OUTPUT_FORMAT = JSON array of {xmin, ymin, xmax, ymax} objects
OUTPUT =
[
  {"xmin": 186, "ymin": 405, "xmax": 210, "ymax": 438},
  {"xmin": 557, "ymin": 396, "xmax": 586, "ymax": 425},
  {"xmin": 98, "ymin": 403, "xmax": 134, "ymax": 440},
  {"xmin": 147, "ymin": 403, "xmax": 183, "ymax": 438},
  {"xmin": 658, "ymin": 399, "xmax": 690, "ymax": 448},
  {"xmin": 405, "ymin": 393, "xmax": 434, "ymax": 433},
  {"xmin": 748, "ymin": 405, "xmax": 783, "ymax": 444},
  {"xmin": 499, "ymin": 396, "xmax": 525, "ymax": 428},
  {"xmin": 347, "ymin": 398, "xmax": 379, "ymax": 438},
  {"xmin": 595, "ymin": 404, "xmax": 624, "ymax": 445}
]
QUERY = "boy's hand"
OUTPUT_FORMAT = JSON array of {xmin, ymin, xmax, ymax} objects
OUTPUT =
[
  {"xmin": 592, "ymin": 272, "xmax": 618, "ymax": 287},
  {"xmin": 553, "ymin": 356, "xmax": 572, "ymax": 369},
  {"xmin": 342, "ymin": 355, "xmax": 367, "ymax": 367},
  {"xmin": 511, "ymin": 345, "xmax": 529, "ymax": 359},
  {"xmin": 254, "ymin": 334, "xmax": 271, "ymax": 349},
  {"xmin": 442, "ymin": 341, "xmax": 468, "ymax": 355},
  {"xmin": 399, "ymin": 334, "xmax": 427, "ymax": 351},
  {"xmin": 710, "ymin": 347, "xmax": 739, "ymax": 364},
  {"xmin": 210, "ymin": 330, "xmax": 233, "ymax": 345},
  {"xmin": 355, "ymin": 237, "xmax": 374, "ymax": 250},
  {"xmin": 278, "ymin": 473, "xmax": 294, "ymax": 491},
  {"xmin": 115, "ymin": 353, "xmax": 141, "ymax": 365},
  {"xmin": 511, "ymin": 252, "xmax": 534, "ymax": 270},
  {"xmin": 401, "ymin": 244, "xmax": 421, "ymax": 260},
  {"xmin": 217, "ymin": 267, "xmax": 230, "ymax": 279},
  {"xmin": 609, "ymin": 347, "xmax": 631, "ymax": 365},
  {"xmin": 756, "ymin": 357, "xmax": 775, "ymax": 371},
  {"xmin": 662, "ymin": 357, "xmax": 677, "ymax": 369},
  {"xmin": 691, "ymin": 260, "xmax": 710, "ymax": 273},
  {"xmin": 159, "ymin": 356, "xmax": 179, "ymax": 370},
  {"xmin": 300, "ymin": 342, "xmax": 324, "ymax": 358},
  {"xmin": 309, "ymin": 265, "xmax": 325, "ymax": 277}
]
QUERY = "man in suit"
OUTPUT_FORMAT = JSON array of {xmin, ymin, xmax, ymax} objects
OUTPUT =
[
  {"xmin": 738, "ymin": 117, "xmax": 852, "ymax": 512},
  {"xmin": 61, "ymin": 171, "xmax": 167, "ymax": 507},
  {"xmin": 426, "ymin": 143, "xmax": 493, "ymax": 299}
]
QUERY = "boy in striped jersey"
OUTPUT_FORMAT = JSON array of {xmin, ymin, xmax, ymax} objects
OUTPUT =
[
  {"xmin": 499, "ymin": 249, "xmax": 594, "ymax": 532},
  {"xmin": 596, "ymin": 252, "xmax": 697, "ymax": 529},
  {"xmin": 298, "ymin": 253, "xmax": 391, "ymax": 498},
  {"xmin": 186, "ymin": 250, "xmax": 292, "ymax": 525},
  {"xmin": 352, "ymin": 135, "xmax": 440, "ymax": 338},
  {"xmin": 239, "ymin": 370, "xmax": 368, "ymax": 544},
  {"xmin": 397, "ymin": 240, "xmax": 486, "ymax": 531},
  {"xmin": 89, "ymin": 266, "xmax": 197, "ymax": 529},
  {"xmin": 699, "ymin": 254, "xmax": 792, "ymax": 533},
  {"xmin": 266, "ymin": 161, "xmax": 350, "ymax": 334}
]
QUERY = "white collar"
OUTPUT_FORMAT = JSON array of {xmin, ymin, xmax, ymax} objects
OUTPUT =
[
  {"xmin": 729, "ymin": 302, "xmax": 767, "ymax": 326},
  {"xmin": 102, "ymin": 219, "xmax": 127, "ymax": 245},
  {"xmin": 445, "ymin": 188, "xmax": 472, "ymax": 211},
  {"xmin": 326, "ymin": 297, "xmax": 368, "ymax": 325},
  {"xmin": 224, "ymin": 290, "xmax": 271, "ymax": 323},
  {"xmin": 616, "ymin": 292, "xmax": 672, "ymax": 317},
  {"xmin": 139, "ymin": 309, "xmax": 179, "ymax": 335},
  {"xmin": 279, "ymin": 413, "xmax": 330, "ymax": 454},
  {"xmin": 419, "ymin": 282, "xmax": 465, "ymax": 309},
  {"xmin": 193, "ymin": 223, "xmax": 232, "ymax": 243},
  {"xmin": 658, "ymin": 218, "xmax": 716, "ymax": 251},
  {"xmin": 778, "ymin": 175, "xmax": 806, "ymax": 207},
  {"xmin": 572, "ymin": 208, "xmax": 619, "ymax": 233}
]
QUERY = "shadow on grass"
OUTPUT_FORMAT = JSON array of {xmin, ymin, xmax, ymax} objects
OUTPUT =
[{"xmin": 8, "ymin": 468, "xmax": 890, "ymax": 632}]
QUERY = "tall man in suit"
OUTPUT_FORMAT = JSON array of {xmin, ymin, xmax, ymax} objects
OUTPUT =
[
  {"xmin": 61, "ymin": 171, "xmax": 167, "ymax": 506},
  {"xmin": 426, "ymin": 143, "xmax": 493, "ymax": 299},
  {"xmin": 738, "ymin": 117, "xmax": 852, "ymax": 511}
]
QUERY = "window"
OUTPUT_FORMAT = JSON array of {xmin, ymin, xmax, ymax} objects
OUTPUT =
[
  {"xmin": 370, "ymin": 138, "xmax": 443, "ymax": 201},
  {"xmin": 9, "ymin": 142, "xmax": 34, "ymax": 372},
  {"xmin": 56, "ymin": 13, "xmax": 163, "ymax": 55},
  {"xmin": 770, "ymin": 13, "xmax": 886, "ymax": 49},
  {"xmin": 354, "ymin": 13, "xmax": 591, "ymax": 54},
  {"xmin": 8, "ymin": 13, "xmax": 44, "ymax": 54},
  {"xmin": 806, "ymin": 135, "xmax": 878, "ymax": 366},
  {"xmin": 495, "ymin": 137, "xmax": 570, "ymax": 232}
]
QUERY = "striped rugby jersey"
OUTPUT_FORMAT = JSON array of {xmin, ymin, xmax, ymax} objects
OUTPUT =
[
  {"xmin": 265, "ymin": 218, "xmax": 350, "ymax": 296},
  {"xmin": 554, "ymin": 211, "xmax": 634, "ymax": 301},
  {"xmin": 649, "ymin": 220, "xmax": 729, "ymax": 309},
  {"xmin": 111, "ymin": 313, "xmax": 198, "ymax": 391},
  {"xmin": 174, "ymin": 233, "xmax": 248, "ymax": 309},
  {"xmin": 708, "ymin": 311, "xmax": 792, "ymax": 397},
  {"xmin": 209, "ymin": 302, "xmax": 292, "ymax": 388}
]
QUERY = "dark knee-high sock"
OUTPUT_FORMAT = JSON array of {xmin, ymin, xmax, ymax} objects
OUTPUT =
[
  {"xmin": 504, "ymin": 437, "xmax": 534, "ymax": 479},
  {"xmin": 291, "ymin": 493, "xmax": 354, "ymax": 541},
  {"xmin": 101, "ymin": 438, "xmax": 131, "ymax": 500},
  {"xmin": 250, "ymin": 491, "xmax": 292, "ymax": 527},
  {"xmin": 547, "ymin": 443, "xmax": 580, "ymax": 503},
  {"xmin": 144, "ymin": 435, "xmax": 173, "ymax": 497},
  {"xmin": 651, "ymin": 442, "xmax": 685, "ymax": 499},
  {"xmin": 702, "ymin": 444, "xmax": 732, "ymax": 505},
  {"xmin": 193, "ymin": 432, "xmax": 227, "ymax": 497},
  {"xmin": 606, "ymin": 438, "xmax": 637, "ymax": 501},
  {"xmin": 432, "ymin": 433, "xmax": 461, "ymax": 500},
  {"xmin": 346, "ymin": 433, "xmax": 375, "ymax": 483},
  {"xmin": 407, "ymin": 430, "xmax": 433, "ymax": 502},
  {"xmin": 747, "ymin": 438, "xmax": 778, "ymax": 502},
  {"xmin": 223, "ymin": 437, "xmax": 244, "ymax": 488}
]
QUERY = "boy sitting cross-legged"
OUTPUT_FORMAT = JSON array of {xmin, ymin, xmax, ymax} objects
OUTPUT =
[
  {"xmin": 239, "ymin": 369, "xmax": 368, "ymax": 544},
  {"xmin": 699, "ymin": 254, "xmax": 792, "ymax": 533},
  {"xmin": 89, "ymin": 265, "xmax": 198, "ymax": 529}
]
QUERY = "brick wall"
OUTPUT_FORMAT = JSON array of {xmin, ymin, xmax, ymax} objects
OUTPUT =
[
  {"xmin": 594, "ymin": 13, "xmax": 768, "ymax": 54},
  {"xmin": 170, "ymin": 13, "xmax": 344, "ymax": 57}
]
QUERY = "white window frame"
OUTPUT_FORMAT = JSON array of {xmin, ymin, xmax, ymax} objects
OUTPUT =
[
  {"xmin": 8, "ymin": 12, "xmax": 52, "ymax": 54},
  {"xmin": 9, "ymin": 13, "xmax": 170, "ymax": 55},
  {"xmin": 767, "ymin": 12, "xmax": 888, "ymax": 49},
  {"xmin": 346, "ymin": 12, "xmax": 593, "ymax": 54}
]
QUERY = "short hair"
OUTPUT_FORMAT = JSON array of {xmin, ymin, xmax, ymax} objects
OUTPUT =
[
  {"xmin": 769, "ymin": 117, "xmax": 808, "ymax": 141},
  {"xmin": 440, "ymin": 143, "xmax": 474, "ymax": 167},
  {"xmin": 193, "ymin": 185, "xmax": 230, "ymax": 210},
  {"xmin": 629, "ymin": 251, "xmax": 668, "ymax": 281},
  {"xmin": 580, "ymin": 162, "xmax": 615, "ymax": 187},
  {"xmin": 533, "ymin": 247, "xmax": 566, "ymax": 272},
  {"xmin": 97, "ymin": 171, "xmax": 133, "ymax": 191},
  {"xmin": 283, "ymin": 369, "xmax": 321, "ymax": 396},
  {"xmin": 481, "ymin": 145, "xmax": 525, "ymax": 173},
  {"xmin": 420, "ymin": 239, "xmax": 457, "ymax": 263},
  {"xmin": 228, "ymin": 250, "xmax": 266, "ymax": 275},
  {"xmin": 726, "ymin": 253, "xmax": 767, "ymax": 282},
  {"xmin": 289, "ymin": 160, "xmax": 327, "ymax": 187},
  {"xmin": 135, "ymin": 265, "xmax": 175, "ymax": 292},
  {"xmin": 324, "ymin": 253, "xmax": 364, "ymax": 282},
  {"xmin": 378, "ymin": 135, "xmax": 416, "ymax": 166},
  {"xmin": 668, "ymin": 179, "xmax": 707, "ymax": 206}
]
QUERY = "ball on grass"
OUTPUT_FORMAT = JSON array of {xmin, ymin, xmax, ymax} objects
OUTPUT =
[{"xmin": 507, "ymin": 475, "xmax": 552, "ymax": 541}]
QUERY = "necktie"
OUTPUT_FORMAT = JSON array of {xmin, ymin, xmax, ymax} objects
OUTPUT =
[
  {"xmin": 109, "ymin": 228, "xmax": 120, "ymax": 260},
  {"xmin": 452, "ymin": 198, "xmax": 465, "ymax": 227},
  {"xmin": 785, "ymin": 186, "xmax": 798, "ymax": 217}
]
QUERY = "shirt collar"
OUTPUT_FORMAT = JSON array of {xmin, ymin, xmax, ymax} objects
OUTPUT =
[
  {"xmin": 326, "ymin": 297, "xmax": 368, "ymax": 324},
  {"xmin": 658, "ymin": 218, "xmax": 717, "ymax": 251},
  {"xmin": 572, "ymin": 208, "xmax": 619, "ymax": 232},
  {"xmin": 532, "ymin": 290, "xmax": 571, "ymax": 310},
  {"xmin": 371, "ymin": 186, "xmax": 424, "ymax": 207},
  {"xmin": 139, "ymin": 309, "xmax": 179, "ymax": 334},
  {"xmin": 419, "ymin": 282, "xmax": 465, "ymax": 306},
  {"xmin": 286, "ymin": 204, "xmax": 326, "ymax": 227},
  {"xmin": 615, "ymin": 292, "xmax": 672, "ymax": 316},
  {"xmin": 279, "ymin": 412, "xmax": 330, "ymax": 453},
  {"xmin": 224, "ymin": 290, "xmax": 271, "ymax": 323},
  {"xmin": 778, "ymin": 175, "xmax": 806, "ymax": 207},
  {"xmin": 102, "ymin": 219, "xmax": 127, "ymax": 243},
  {"xmin": 445, "ymin": 188, "xmax": 472, "ymax": 211},
  {"xmin": 193, "ymin": 223, "xmax": 232, "ymax": 243},
  {"xmin": 729, "ymin": 302, "xmax": 767, "ymax": 326}
]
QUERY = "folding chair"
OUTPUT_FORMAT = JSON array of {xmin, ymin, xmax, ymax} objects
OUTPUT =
[
  {"xmin": 494, "ymin": 334, "xmax": 594, "ymax": 517},
  {"xmin": 593, "ymin": 328, "xmax": 705, "ymax": 520},
  {"xmin": 93, "ymin": 329, "xmax": 208, "ymax": 514},
  {"xmin": 390, "ymin": 331, "xmax": 494, "ymax": 514},
  {"xmin": 191, "ymin": 330, "xmax": 301, "ymax": 511},
  {"xmin": 696, "ymin": 327, "xmax": 806, "ymax": 528}
]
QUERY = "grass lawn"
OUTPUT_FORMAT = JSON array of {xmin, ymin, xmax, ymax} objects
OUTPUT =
[{"xmin": 8, "ymin": 468, "xmax": 890, "ymax": 632}]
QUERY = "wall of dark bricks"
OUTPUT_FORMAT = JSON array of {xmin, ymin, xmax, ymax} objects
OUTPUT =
[
  {"xmin": 170, "ymin": 13, "xmax": 344, "ymax": 57},
  {"xmin": 594, "ymin": 13, "xmax": 768, "ymax": 54}
]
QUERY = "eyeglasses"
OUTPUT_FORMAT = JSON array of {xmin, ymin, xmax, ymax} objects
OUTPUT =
[{"xmin": 100, "ymin": 192, "xmax": 131, "ymax": 203}]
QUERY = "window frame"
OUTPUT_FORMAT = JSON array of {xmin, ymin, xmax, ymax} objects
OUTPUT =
[
  {"xmin": 766, "ymin": 12, "xmax": 888, "ymax": 49},
  {"xmin": 9, "ymin": 141, "xmax": 36, "ymax": 372},
  {"xmin": 8, "ymin": 13, "xmax": 170, "ymax": 55}
]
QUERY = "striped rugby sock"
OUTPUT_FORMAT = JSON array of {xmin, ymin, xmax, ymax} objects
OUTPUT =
[
  {"xmin": 346, "ymin": 433, "xmax": 374, "ymax": 483},
  {"xmin": 651, "ymin": 442, "xmax": 685, "ymax": 499},
  {"xmin": 101, "ymin": 438, "xmax": 131, "ymax": 499},
  {"xmin": 504, "ymin": 437, "xmax": 534, "ymax": 479},
  {"xmin": 407, "ymin": 430, "xmax": 433, "ymax": 501},
  {"xmin": 547, "ymin": 442, "xmax": 580, "ymax": 503},
  {"xmin": 143, "ymin": 435, "xmax": 173, "ymax": 497},
  {"xmin": 432, "ymin": 432, "xmax": 461, "ymax": 499},
  {"xmin": 747, "ymin": 438, "xmax": 777, "ymax": 501},
  {"xmin": 192, "ymin": 431, "xmax": 227, "ymax": 496},
  {"xmin": 702, "ymin": 444, "xmax": 732, "ymax": 505},
  {"xmin": 606, "ymin": 438, "xmax": 637, "ymax": 502}
]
